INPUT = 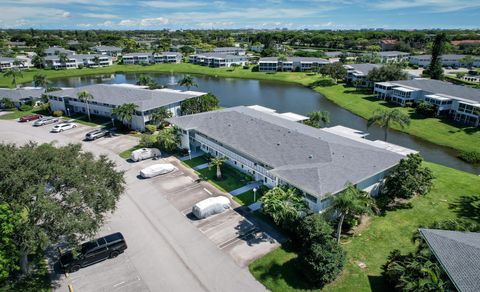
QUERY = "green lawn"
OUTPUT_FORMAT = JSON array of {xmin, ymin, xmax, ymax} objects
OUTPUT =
[
  {"xmin": 119, "ymin": 145, "xmax": 143, "ymax": 159},
  {"xmin": 0, "ymin": 63, "xmax": 321, "ymax": 88},
  {"xmin": 181, "ymin": 155, "xmax": 210, "ymax": 168},
  {"xmin": 249, "ymin": 162, "xmax": 480, "ymax": 292},
  {"xmin": 0, "ymin": 107, "xmax": 50, "ymax": 120},
  {"xmin": 233, "ymin": 189, "xmax": 266, "ymax": 206},
  {"xmin": 314, "ymin": 84, "xmax": 480, "ymax": 154},
  {"xmin": 67, "ymin": 114, "xmax": 112, "ymax": 127},
  {"xmin": 195, "ymin": 163, "xmax": 252, "ymax": 193}
]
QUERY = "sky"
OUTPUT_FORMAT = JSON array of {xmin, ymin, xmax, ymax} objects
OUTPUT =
[{"xmin": 0, "ymin": 0, "xmax": 479, "ymax": 30}]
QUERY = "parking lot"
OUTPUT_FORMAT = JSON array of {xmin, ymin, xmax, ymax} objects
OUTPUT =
[{"xmin": 0, "ymin": 118, "xmax": 272, "ymax": 292}]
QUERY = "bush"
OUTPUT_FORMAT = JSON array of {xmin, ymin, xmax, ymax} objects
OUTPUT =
[
  {"xmin": 243, "ymin": 65, "xmax": 250, "ymax": 69},
  {"xmin": 415, "ymin": 101, "xmax": 437, "ymax": 117},
  {"xmin": 52, "ymin": 110, "xmax": 63, "ymax": 117},
  {"xmin": 19, "ymin": 104, "xmax": 33, "ymax": 112},
  {"xmin": 298, "ymin": 240, "xmax": 346, "ymax": 286},
  {"xmin": 0, "ymin": 98, "xmax": 15, "ymax": 109},
  {"xmin": 458, "ymin": 150, "xmax": 480, "ymax": 164},
  {"xmin": 295, "ymin": 214, "xmax": 333, "ymax": 247},
  {"xmin": 78, "ymin": 64, "xmax": 84, "ymax": 69},
  {"xmin": 145, "ymin": 124, "xmax": 157, "ymax": 134}
]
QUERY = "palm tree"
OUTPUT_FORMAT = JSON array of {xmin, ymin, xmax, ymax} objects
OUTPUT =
[
  {"xmin": 327, "ymin": 183, "xmax": 377, "ymax": 243},
  {"xmin": 209, "ymin": 156, "xmax": 226, "ymax": 179},
  {"xmin": 305, "ymin": 111, "xmax": 330, "ymax": 128},
  {"xmin": 260, "ymin": 187, "xmax": 307, "ymax": 227},
  {"xmin": 178, "ymin": 75, "xmax": 198, "ymax": 91},
  {"xmin": 156, "ymin": 127, "xmax": 180, "ymax": 152},
  {"xmin": 32, "ymin": 54, "xmax": 45, "ymax": 68},
  {"xmin": 278, "ymin": 55, "xmax": 288, "ymax": 72},
  {"xmin": 3, "ymin": 68, "xmax": 23, "ymax": 88},
  {"xmin": 112, "ymin": 103, "xmax": 138, "ymax": 129},
  {"xmin": 58, "ymin": 52, "xmax": 69, "ymax": 69},
  {"xmin": 33, "ymin": 74, "xmax": 49, "ymax": 92},
  {"xmin": 367, "ymin": 109, "xmax": 410, "ymax": 141},
  {"xmin": 13, "ymin": 59, "xmax": 24, "ymax": 68},
  {"xmin": 93, "ymin": 55, "xmax": 101, "ymax": 67},
  {"xmin": 150, "ymin": 107, "xmax": 172, "ymax": 128},
  {"xmin": 77, "ymin": 90, "xmax": 93, "ymax": 121},
  {"xmin": 137, "ymin": 74, "xmax": 154, "ymax": 86}
]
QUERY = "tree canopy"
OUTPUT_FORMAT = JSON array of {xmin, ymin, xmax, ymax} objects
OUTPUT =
[
  {"xmin": 367, "ymin": 64, "xmax": 408, "ymax": 84},
  {"xmin": 180, "ymin": 93, "xmax": 219, "ymax": 115}
]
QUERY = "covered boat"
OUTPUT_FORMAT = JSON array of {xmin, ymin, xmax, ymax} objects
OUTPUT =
[
  {"xmin": 192, "ymin": 196, "xmax": 231, "ymax": 219},
  {"xmin": 139, "ymin": 163, "xmax": 177, "ymax": 178}
]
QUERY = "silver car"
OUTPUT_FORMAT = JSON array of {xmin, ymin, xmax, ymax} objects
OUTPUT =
[
  {"xmin": 33, "ymin": 116, "xmax": 59, "ymax": 126},
  {"xmin": 51, "ymin": 123, "xmax": 77, "ymax": 133}
]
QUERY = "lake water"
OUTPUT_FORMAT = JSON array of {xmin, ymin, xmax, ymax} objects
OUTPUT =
[{"xmin": 43, "ymin": 72, "xmax": 479, "ymax": 175}]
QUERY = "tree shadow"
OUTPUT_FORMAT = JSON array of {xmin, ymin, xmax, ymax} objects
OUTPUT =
[
  {"xmin": 310, "ymin": 79, "xmax": 336, "ymax": 87},
  {"xmin": 368, "ymin": 275, "xmax": 388, "ymax": 292},
  {"xmin": 449, "ymin": 195, "xmax": 480, "ymax": 222},
  {"xmin": 376, "ymin": 196, "xmax": 413, "ymax": 216}
]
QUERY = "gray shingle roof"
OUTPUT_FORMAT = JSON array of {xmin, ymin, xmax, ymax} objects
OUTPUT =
[
  {"xmin": 168, "ymin": 106, "xmax": 403, "ymax": 198},
  {"xmin": 0, "ymin": 57, "xmax": 15, "ymax": 63},
  {"xmin": 91, "ymin": 45, "xmax": 122, "ymax": 51},
  {"xmin": 390, "ymin": 79, "xmax": 480, "ymax": 103},
  {"xmin": 419, "ymin": 228, "xmax": 480, "ymax": 292},
  {"xmin": 378, "ymin": 51, "xmax": 410, "ymax": 57},
  {"xmin": 0, "ymin": 88, "xmax": 44, "ymax": 102},
  {"xmin": 346, "ymin": 63, "xmax": 382, "ymax": 75},
  {"xmin": 259, "ymin": 57, "xmax": 329, "ymax": 63},
  {"xmin": 47, "ymin": 84, "xmax": 206, "ymax": 112}
]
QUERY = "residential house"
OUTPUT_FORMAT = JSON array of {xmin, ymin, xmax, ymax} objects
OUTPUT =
[
  {"xmin": 212, "ymin": 47, "xmax": 246, "ymax": 56},
  {"xmin": 122, "ymin": 52, "xmax": 182, "ymax": 65},
  {"xmin": 409, "ymin": 54, "xmax": 480, "ymax": 68},
  {"xmin": 374, "ymin": 79, "xmax": 480, "ymax": 126},
  {"xmin": 344, "ymin": 63, "xmax": 382, "ymax": 87},
  {"xmin": 90, "ymin": 45, "xmax": 123, "ymax": 57},
  {"xmin": 380, "ymin": 39, "xmax": 399, "ymax": 51},
  {"xmin": 44, "ymin": 46, "xmax": 75, "ymax": 56},
  {"xmin": 47, "ymin": 84, "xmax": 206, "ymax": 131},
  {"xmin": 189, "ymin": 53, "xmax": 248, "ymax": 68},
  {"xmin": 249, "ymin": 44, "xmax": 265, "ymax": 52},
  {"xmin": 0, "ymin": 88, "xmax": 44, "ymax": 107},
  {"xmin": 44, "ymin": 54, "xmax": 112, "ymax": 69},
  {"xmin": 168, "ymin": 105, "xmax": 412, "ymax": 212},
  {"xmin": 258, "ymin": 57, "xmax": 329, "ymax": 72},
  {"xmin": 451, "ymin": 40, "xmax": 480, "ymax": 46},
  {"xmin": 419, "ymin": 228, "xmax": 480, "ymax": 292},
  {"xmin": 0, "ymin": 56, "xmax": 31, "ymax": 71}
]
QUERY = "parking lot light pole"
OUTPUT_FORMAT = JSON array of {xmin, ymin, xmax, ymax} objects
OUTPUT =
[
  {"xmin": 188, "ymin": 149, "xmax": 191, "ymax": 160},
  {"xmin": 66, "ymin": 108, "xmax": 70, "ymax": 117},
  {"xmin": 253, "ymin": 187, "xmax": 257, "ymax": 202},
  {"xmin": 111, "ymin": 117, "xmax": 115, "ymax": 127}
]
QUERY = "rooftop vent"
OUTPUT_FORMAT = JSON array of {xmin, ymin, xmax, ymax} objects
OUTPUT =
[
  {"xmin": 276, "ymin": 142, "xmax": 281, "ymax": 146},
  {"xmin": 308, "ymin": 155, "xmax": 313, "ymax": 159}
]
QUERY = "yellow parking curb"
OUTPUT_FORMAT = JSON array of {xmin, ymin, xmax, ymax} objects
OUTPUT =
[
  {"xmin": 65, "ymin": 272, "xmax": 69, "ymax": 278},
  {"xmin": 68, "ymin": 284, "xmax": 74, "ymax": 292}
]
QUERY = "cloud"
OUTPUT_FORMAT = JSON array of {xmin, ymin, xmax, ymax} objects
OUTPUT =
[
  {"xmin": 119, "ymin": 19, "xmax": 137, "ymax": 26},
  {"xmin": 0, "ymin": 6, "xmax": 70, "ymax": 25},
  {"xmin": 372, "ymin": 0, "xmax": 480, "ymax": 12},
  {"xmin": 81, "ymin": 13, "xmax": 118, "ymax": 19},
  {"xmin": 197, "ymin": 21, "xmax": 234, "ymax": 28},
  {"xmin": 119, "ymin": 17, "xmax": 169, "ymax": 27},
  {"xmin": 141, "ymin": 1, "xmax": 207, "ymax": 9}
]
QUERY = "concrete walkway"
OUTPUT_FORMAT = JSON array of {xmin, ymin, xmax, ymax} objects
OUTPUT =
[
  {"xmin": 192, "ymin": 162, "xmax": 209, "ymax": 170},
  {"xmin": 180, "ymin": 151, "xmax": 205, "ymax": 161},
  {"xmin": 248, "ymin": 201, "xmax": 262, "ymax": 212},
  {"xmin": 229, "ymin": 181, "xmax": 263, "ymax": 196}
]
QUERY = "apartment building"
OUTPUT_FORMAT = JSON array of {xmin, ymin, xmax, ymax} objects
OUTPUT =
[
  {"xmin": 374, "ymin": 79, "xmax": 480, "ymax": 126},
  {"xmin": 90, "ymin": 45, "xmax": 123, "ymax": 57},
  {"xmin": 409, "ymin": 54, "xmax": 480, "ymax": 68},
  {"xmin": 44, "ymin": 46, "xmax": 75, "ymax": 56},
  {"xmin": 0, "ymin": 56, "xmax": 33, "ymax": 71},
  {"xmin": 122, "ymin": 52, "xmax": 182, "ymax": 65},
  {"xmin": 168, "ymin": 105, "xmax": 411, "ymax": 212},
  {"xmin": 258, "ymin": 57, "xmax": 329, "ymax": 72},
  {"xmin": 212, "ymin": 47, "xmax": 246, "ymax": 55},
  {"xmin": 0, "ymin": 88, "xmax": 44, "ymax": 107},
  {"xmin": 44, "ymin": 54, "xmax": 113, "ymax": 69},
  {"xmin": 189, "ymin": 53, "xmax": 248, "ymax": 68},
  {"xmin": 344, "ymin": 63, "xmax": 382, "ymax": 87},
  {"xmin": 47, "ymin": 84, "xmax": 206, "ymax": 131},
  {"xmin": 377, "ymin": 51, "xmax": 410, "ymax": 63}
]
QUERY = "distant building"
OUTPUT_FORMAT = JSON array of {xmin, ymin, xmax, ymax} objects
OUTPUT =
[
  {"xmin": 44, "ymin": 46, "xmax": 75, "ymax": 56},
  {"xmin": 409, "ymin": 54, "xmax": 480, "ymax": 68},
  {"xmin": 0, "ymin": 88, "xmax": 44, "ymax": 107},
  {"xmin": 44, "ymin": 54, "xmax": 112, "ymax": 69},
  {"xmin": 249, "ymin": 44, "xmax": 265, "ymax": 52},
  {"xmin": 0, "ymin": 56, "xmax": 31, "ymax": 71},
  {"xmin": 344, "ymin": 64, "xmax": 382, "ymax": 87},
  {"xmin": 451, "ymin": 40, "xmax": 480, "ymax": 46},
  {"xmin": 211, "ymin": 47, "xmax": 246, "ymax": 56},
  {"xmin": 122, "ymin": 52, "xmax": 182, "ymax": 65},
  {"xmin": 189, "ymin": 53, "xmax": 248, "ymax": 68},
  {"xmin": 258, "ymin": 57, "xmax": 329, "ymax": 72},
  {"xmin": 374, "ymin": 79, "xmax": 480, "ymax": 126},
  {"xmin": 377, "ymin": 51, "xmax": 410, "ymax": 63},
  {"xmin": 47, "ymin": 84, "xmax": 206, "ymax": 131},
  {"xmin": 380, "ymin": 39, "xmax": 399, "ymax": 51},
  {"xmin": 91, "ymin": 45, "xmax": 123, "ymax": 57}
]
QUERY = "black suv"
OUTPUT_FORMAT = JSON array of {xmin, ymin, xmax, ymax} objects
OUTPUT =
[
  {"xmin": 59, "ymin": 232, "xmax": 127, "ymax": 273},
  {"xmin": 84, "ymin": 129, "xmax": 111, "ymax": 141}
]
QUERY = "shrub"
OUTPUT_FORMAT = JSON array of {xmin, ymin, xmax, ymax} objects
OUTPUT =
[
  {"xmin": 145, "ymin": 124, "xmax": 157, "ymax": 134},
  {"xmin": 295, "ymin": 214, "xmax": 333, "ymax": 247},
  {"xmin": 78, "ymin": 64, "xmax": 84, "ymax": 69},
  {"xmin": 415, "ymin": 101, "xmax": 437, "ymax": 117},
  {"xmin": 0, "ymin": 98, "xmax": 15, "ymax": 109},
  {"xmin": 52, "ymin": 110, "xmax": 63, "ymax": 117},
  {"xmin": 243, "ymin": 65, "xmax": 250, "ymax": 69},
  {"xmin": 458, "ymin": 150, "xmax": 480, "ymax": 164},
  {"xmin": 140, "ymin": 133, "xmax": 157, "ymax": 147},
  {"xmin": 19, "ymin": 104, "xmax": 32, "ymax": 112}
]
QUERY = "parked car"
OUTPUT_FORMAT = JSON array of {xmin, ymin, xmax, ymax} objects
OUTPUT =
[
  {"xmin": 19, "ymin": 114, "xmax": 42, "ymax": 122},
  {"xmin": 59, "ymin": 232, "xmax": 127, "ymax": 273},
  {"xmin": 33, "ymin": 116, "xmax": 59, "ymax": 126},
  {"xmin": 192, "ymin": 196, "xmax": 231, "ymax": 219},
  {"xmin": 51, "ymin": 123, "xmax": 77, "ymax": 133},
  {"xmin": 85, "ymin": 129, "xmax": 111, "ymax": 141},
  {"xmin": 140, "ymin": 164, "xmax": 177, "ymax": 178},
  {"xmin": 129, "ymin": 148, "xmax": 161, "ymax": 162}
]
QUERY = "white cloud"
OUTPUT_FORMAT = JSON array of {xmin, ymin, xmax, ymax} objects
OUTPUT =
[
  {"xmin": 140, "ymin": 17, "xmax": 169, "ymax": 26},
  {"xmin": 81, "ymin": 13, "xmax": 118, "ymax": 19},
  {"xmin": 0, "ymin": 6, "xmax": 70, "ymax": 24},
  {"xmin": 119, "ymin": 19, "xmax": 137, "ymax": 26},
  {"xmin": 197, "ymin": 21, "xmax": 234, "ymax": 28},
  {"xmin": 372, "ymin": 0, "xmax": 480, "ymax": 12},
  {"xmin": 141, "ymin": 1, "xmax": 207, "ymax": 8}
]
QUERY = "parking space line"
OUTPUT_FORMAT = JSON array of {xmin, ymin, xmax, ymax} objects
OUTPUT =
[
  {"xmin": 203, "ymin": 188, "xmax": 212, "ymax": 195},
  {"xmin": 113, "ymin": 281, "xmax": 126, "ymax": 288}
]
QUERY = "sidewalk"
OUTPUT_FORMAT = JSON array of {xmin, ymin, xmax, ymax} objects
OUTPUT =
[{"xmin": 229, "ymin": 181, "xmax": 263, "ymax": 196}]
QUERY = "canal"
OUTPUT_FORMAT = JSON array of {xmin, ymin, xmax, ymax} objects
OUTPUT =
[{"xmin": 43, "ymin": 72, "xmax": 479, "ymax": 174}]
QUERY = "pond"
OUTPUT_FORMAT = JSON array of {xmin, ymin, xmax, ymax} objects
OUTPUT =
[{"xmin": 43, "ymin": 72, "xmax": 479, "ymax": 175}]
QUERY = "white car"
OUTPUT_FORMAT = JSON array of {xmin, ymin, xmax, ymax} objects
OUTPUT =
[
  {"xmin": 139, "ymin": 164, "xmax": 177, "ymax": 178},
  {"xmin": 192, "ymin": 197, "xmax": 231, "ymax": 219},
  {"xmin": 33, "ymin": 116, "xmax": 59, "ymax": 126},
  {"xmin": 51, "ymin": 123, "xmax": 77, "ymax": 133},
  {"xmin": 129, "ymin": 148, "xmax": 161, "ymax": 162}
]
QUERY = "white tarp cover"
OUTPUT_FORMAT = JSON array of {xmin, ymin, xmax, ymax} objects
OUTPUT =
[
  {"xmin": 140, "ymin": 164, "xmax": 177, "ymax": 178},
  {"xmin": 129, "ymin": 148, "xmax": 161, "ymax": 162},
  {"xmin": 192, "ymin": 196, "xmax": 231, "ymax": 219}
]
